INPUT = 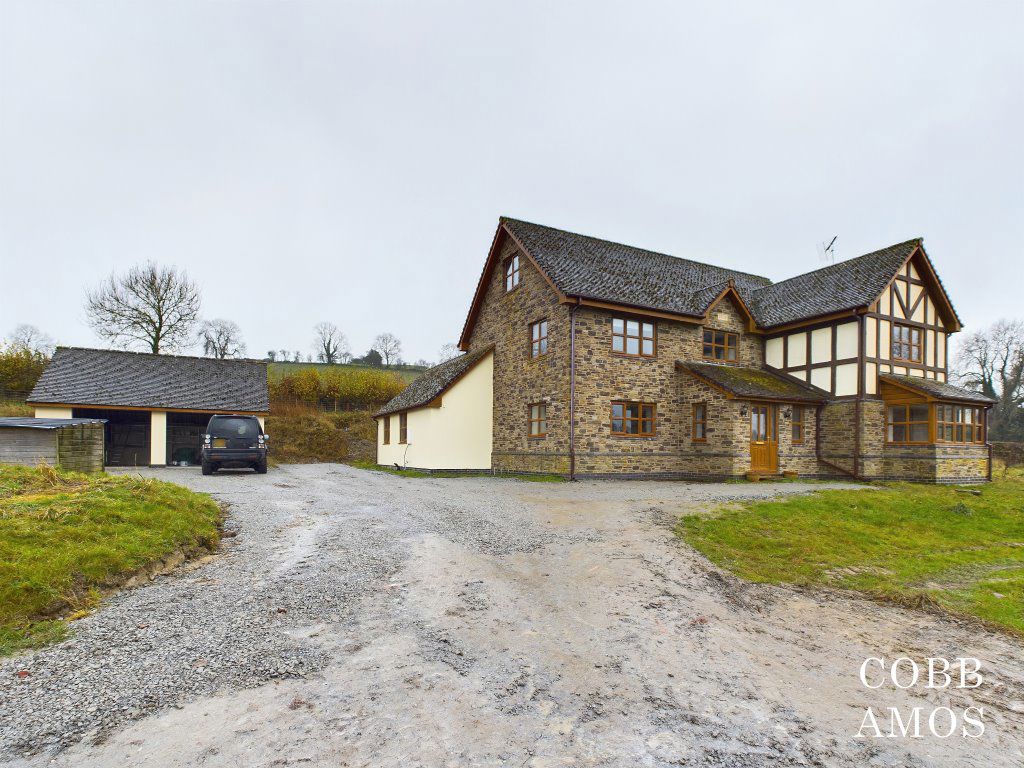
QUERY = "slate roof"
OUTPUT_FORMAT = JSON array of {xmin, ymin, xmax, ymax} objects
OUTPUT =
[
  {"xmin": 677, "ymin": 362, "xmax": 829, "ymax": 403},
  {"xmin": 0, "ymin": 417, "xmax": 107, "ymax": 430},
  {"xmin": 880, "ymin": 374, "xmax": 997, "ymax": 404},
  {"xmin": 375, "ymin": 347, "xmax": 493, "ymax": 417},
  {"xmin": 28, "ymin": 348, "xmax": 269, "ymax": 413},
  {"xmin": 748, "ymin": 239, "xmax": 922, "ymax": 328},
  {"xmin": 501, "ymin": 218, "xmax": 772, "ymax": 318},
  {"xmin": 498, "ymin": 219, "xmax": 936, "ymax": 329}
]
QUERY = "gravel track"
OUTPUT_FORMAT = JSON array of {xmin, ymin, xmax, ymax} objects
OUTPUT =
[{"xmin": 1, "ymin": 465, "xmax": 1022, "ymax": 767}]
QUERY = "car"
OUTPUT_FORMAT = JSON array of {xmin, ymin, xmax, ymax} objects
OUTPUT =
[{"xmin": 201, "ymin": 414, "xmax": 269, "ymax": 475}]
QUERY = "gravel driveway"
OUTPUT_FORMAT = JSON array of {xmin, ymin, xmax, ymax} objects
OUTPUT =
[{"xmin": 2, "ymin": 465, "xmax": 1022, "ymax": 767}]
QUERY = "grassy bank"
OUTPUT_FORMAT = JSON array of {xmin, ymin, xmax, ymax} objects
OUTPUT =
[
  {"xmin": 677, "ymin": 472, "xmax": 1024, "ymax": 635},
  {"xmin": 0, "ymin": 464, "xmax": 221, "ymax": 656},
  {"xmin": 0, "ymin": 399, "xmax": 32, "ymax": 417},
  {"xmin": 265, "ymin": 403, "xmax": 377, "ymax": 464},
  {"xmin": 269, "ymin": 361, "xmax": 425, "ymax": 384}
]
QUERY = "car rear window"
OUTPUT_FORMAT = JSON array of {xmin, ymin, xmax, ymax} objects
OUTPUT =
[{"xmin": 208, "ymin": 417, "xmax": 260, "ymax": 438}]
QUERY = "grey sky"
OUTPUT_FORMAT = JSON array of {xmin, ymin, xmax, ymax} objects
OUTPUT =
[{"xmin": 2, "ymin": 1, "xmax": 1021, "ymax": 363}]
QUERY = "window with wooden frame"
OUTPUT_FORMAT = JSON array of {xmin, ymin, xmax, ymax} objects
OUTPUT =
[
  {"xmin": 702, "ymin": 329, "xmax": 738, "ymax": 361},
  {"xmin": 611, "ymin": 318, "xmax": 655, "ymax": 356},
  {"xmin": 936, "ymin": 404, "xmax": 985, "ymax": 444},
  {"xmin": 891, "ymin": 323, "xmax": 922, "ymax": 363},
  {"xmin": 382, "ymin": 416, "xmax": 390, "ymax": 444},
  {"xmin": 528, "ymin": 403, "xmax": 547, "ymax": 437},
  {"xmin": 611, "ymin": 401, "xmax": 656, "ymax": 436},
  {"xmin": 398, "ymin": 413, "xmax": 408, "ymax": 444},
  {"xmin": 886, "ymin": 404, "xmax": 929, "ymax": 444},
  {"xmin": 504, "ymin": 254, "xmax": 520, "ymax": 292},
  {"xmin": 791, "ymin": 406, "xmax": 804, "ymax": 444},
  {"xmin": 530, "ymin": 320, "xmax": 548, "ymax": 358},
  {"xmin": 692, "ymin": 403, "xmax": 707, "ymax": 442}
]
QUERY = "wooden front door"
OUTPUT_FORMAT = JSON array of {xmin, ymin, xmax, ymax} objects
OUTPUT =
[{"xmin": 749, "ymin": 403, "xmax": 778, "ymax": 474}]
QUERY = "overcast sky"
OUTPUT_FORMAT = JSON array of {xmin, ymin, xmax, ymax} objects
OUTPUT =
[{"xmin": 2, "ymin": 1, "xmax": 1021, "ymax": 364}]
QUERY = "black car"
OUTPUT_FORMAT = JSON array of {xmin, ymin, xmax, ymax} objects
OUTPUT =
[{"xmin": 201, "ymin": 415, "xmax": 268, "ymax": 475}]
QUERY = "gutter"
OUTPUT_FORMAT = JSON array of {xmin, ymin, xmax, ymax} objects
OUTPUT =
[{"xmin": 569, "ymin": 299, "xmax": 580, "ymax": 481}]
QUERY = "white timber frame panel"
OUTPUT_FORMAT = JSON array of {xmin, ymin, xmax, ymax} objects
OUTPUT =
[
  {"xmin": 764, "ymin": 318, "xmax": 861, "ymax": 397},
  {"xmin": 863, "ymin": 252, "xmax": 951, "ymax": 393}
]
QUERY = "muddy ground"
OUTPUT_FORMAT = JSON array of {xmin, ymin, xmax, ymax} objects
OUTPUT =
[{"xmin": 2, "ymin": 465, "xmax": 1022, "ymax": 767}]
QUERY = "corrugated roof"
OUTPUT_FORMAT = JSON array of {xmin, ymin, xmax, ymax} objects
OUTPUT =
[
  {"xmin": 0, "ymin": 417, "xmax": 107, "ymax": 430},
  {"xmin": 375, "ymin": 347, "xmax": 492, "ymax": 417},
  {"xmin": 880, "ymin": 374, "xmax": 997, "ymax": 404},
  {"xmin": 28, "ymin": 348, "xmax": 269, "ymax": 413},
  {"xmin": 678, "ymin": 362, "xmax": 829, "ymax": 403}
]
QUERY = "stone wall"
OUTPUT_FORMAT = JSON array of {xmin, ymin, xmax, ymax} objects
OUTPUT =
[
  {"xmin": 465, "ymin": 236, "xmax": 571, "ymax": 474},
  {"xmin": 56, "ymin": 423, "xmax": 105, "ymax": 473}
]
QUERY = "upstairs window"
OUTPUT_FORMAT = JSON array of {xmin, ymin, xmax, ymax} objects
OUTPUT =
[
  {"xmin": 791, "ymin": 406, "xmax": 804, "ymax": 444},
  {"xmin": 399, "ymin": 413, "xmax": 408, "ymax": 444},
  {"xmin": 692, "ymin": 403, "xmax": 707, "ymax": 442},
  {"xmin": 528, "ymin": 403, "xmax": 548, "ymax": 437},
  {"xmin": 887, "ymin": 404, "xmax": 929, "ymax": 444},
  {"xmin": 382, "ymin": 416, "xmax": 390, "ymax": 444},
  {"xmin": 505, "ymin": 254, "xmax": 520, "ymax": 292},
  {"xmin": 892, "ymin": 323, "xmax": 922, "ymax": 363},
  {"xmin": 611, "ymin": 401, "xmax": 656, "ymax": 437},
  {"xmin": 530, "ymin": 320, "xmax": 548, "ymax": 357},
  {"xmin": 703, "ymin": 329, "xmax": 738, "ymax": 361},
  {"xmin": 612, "ymin": 318, "xmax": 655, "ymax": 357}
]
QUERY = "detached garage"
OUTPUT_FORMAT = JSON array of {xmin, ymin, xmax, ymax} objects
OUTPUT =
[{"xmin": 28, "ymin": 347, "xmax": 269, "ymax": 467}]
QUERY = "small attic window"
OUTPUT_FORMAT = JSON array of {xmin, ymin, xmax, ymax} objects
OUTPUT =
[{"xmin": 505, "ymin": 254, "xmax": 520, "ymax": 292}]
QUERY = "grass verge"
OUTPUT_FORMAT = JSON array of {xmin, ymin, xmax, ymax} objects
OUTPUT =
[
  {"xmin": 0, "ymin": 463, "xmax": 221, "ymax": 656},
  {"xmin": 265, "ymin": 403, "xmax": 376, "ymax": 465},
  {"xmin": 677, "ymin": 471, "xmax": 1024, "ymax": 635},
  {"xmin": 346, "ymin": 459, "xmax": 566, "ymax": 482}
]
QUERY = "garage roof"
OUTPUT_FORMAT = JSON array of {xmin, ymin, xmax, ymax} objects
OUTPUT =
[{"xmin": 28, "ymin": 348, "xmax": 270, "ymax": 413}]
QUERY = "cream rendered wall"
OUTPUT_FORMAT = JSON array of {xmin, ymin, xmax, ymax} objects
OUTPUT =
[
  {"xmin": 787, "ymin": 333, "xmax": 807, "ymax": 367},
  {"xmin": 835, "ymin": 322, "xmax": 858, "ymax": 359},
  {"xmin": 810, "ymin": 367, "xmax": 831, "ymax": 391},
  {"xmin": 34, "ymin": 406, "xmax": 73, "ymax": 419},
  {"xmin": 150, "ymin": 411, "xmax": 167, "ymax": 465},
  {"xmin": 765, "ymin": 337, "xmax": 783, "ymax": 368},
  {"xmin": 835, "ymin": 363, "xmax": 858, "ymax": 396},
  {"xmin": 377, "ymin": 353, "xmax": 493, "ymax": 470},
  {"xmin": 810, "ymin": 327, "xmax": 832, "ymax": 364}
]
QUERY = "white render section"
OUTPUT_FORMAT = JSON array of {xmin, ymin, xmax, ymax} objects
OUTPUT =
[
  {"xmin": 810, "ymin": 367, "xmax": 831, "ymax": 392},
  {"xmin": 936, "ymin": 332, "xmax": 946, "ymax": 367},
  {"xmin": 810, "ymin": 327, "xmax": 832, "ymax": 364},
  {"xmin": 786, "ymin": 332, "xmax": 807, "ymax": 366},
  {"xmin": 765, "ymin": 337, "xmax": 783, "ymax": 369},
  {"xmin": 835, "ymin": 322, "xmax": 858, "ymax": 359},
  {"xmin": 865, "ymin": 362, "xmax": 878, "ymax": 394},
  {"xmin": 878, "ymin": 319, "xmax": 891, "ymax": 360},
  {"xmin": 150, "ymin": 411, "xmax": 167, "ymax": 466},
  {"xmin": 865, "ymin": 316, "xmax": 878, "ymax": 357},
  {"xmin": 790, "ymin": 370, "xmax": 807, "ymax": 382},
  {"xmin": 376, "ymin": 352, "xmax": 493, "ymax": 470},
  {"xmin": 33, "ymin": 406, "xmax": 73, "ymax": 419},
  {"xmin": 834, "ymin": 363, "xmax": 858, "ymax": 396}
]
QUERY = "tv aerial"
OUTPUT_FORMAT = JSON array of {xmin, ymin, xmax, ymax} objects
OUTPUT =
[{"xmin": 816, "ymin": 235, "xmax": 838, "ymax": 265}]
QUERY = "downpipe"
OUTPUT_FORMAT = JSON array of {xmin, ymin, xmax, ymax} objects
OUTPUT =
[{"xmin": 569, "ymin": 300, "xmax": 580, "ymax": 481}]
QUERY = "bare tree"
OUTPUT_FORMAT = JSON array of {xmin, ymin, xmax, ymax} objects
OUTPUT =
[
  {"xmin": 198, "ymin": 319, "xmax": 246, "ymax": 359},
  {"xmin": 437, "ymin": 343, "xmax": 460, "ymax": 363},
  {"xmin": 954, "ymin": 318, "xmax": 1024, "ymax": 440},
  {"xmin": 266, "ymin": 350, "xmax": 277, "ymax": 361},
  {"xmin": 313, "ymin": 322, "xmax": 348, "ymax": 364},
  {"xmin": 85, "ymin": 262, "xmax": 201, "ymax": 353},
  {"xmin": 8, "ymin": 324, "xmax": 55, "ymax": 356},
  {"xmin": 373, "ymin": 333, "xmax": 402, "ymax": 367}
]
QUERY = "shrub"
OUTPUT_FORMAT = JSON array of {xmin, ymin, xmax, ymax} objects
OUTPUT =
[
  {"xmin": 269, "ymin": 366, "xmax": 405, "ymax": 408},
  {"xmin": 0, "ymin": 344, "xmax": 48, "ymax": 395}
]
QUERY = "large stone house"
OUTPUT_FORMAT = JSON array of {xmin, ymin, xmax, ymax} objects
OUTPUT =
[{"xmin": 376, "ymin": 218, "xmax": 995, "ymax": 482}]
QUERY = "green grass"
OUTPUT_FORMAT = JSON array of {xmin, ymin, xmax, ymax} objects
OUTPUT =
[
  {"xmin": 347, "ymin": 459, "xmax": 566, "ymax": 482},
  {"xmin": 269, "ymin": 361, "xmax": 425, "ymax": 383},
  {"xmin": 0, "ymin": 464, "xmax": 221, "ymax": 656},
  {"xmin": 677, "ymin": 472, "xmax": 1024, "ymax": 634}
]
